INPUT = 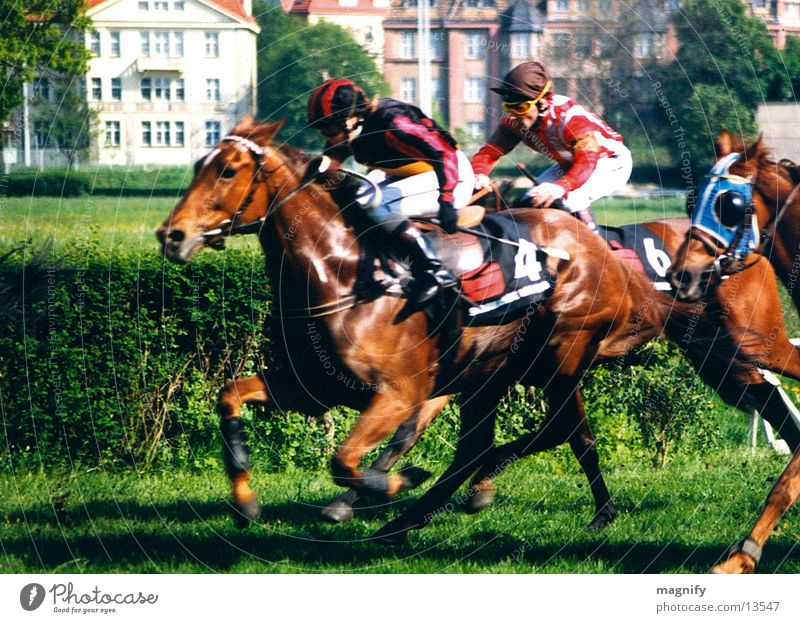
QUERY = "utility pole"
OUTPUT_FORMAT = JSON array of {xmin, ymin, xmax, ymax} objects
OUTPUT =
[
  {"xmin": 417, "ymin": 0, "xmax": 432, "ymax": 116},
  {"xmin": 22, "ymin": 81, "xmax": 31, "ymax": 167}
]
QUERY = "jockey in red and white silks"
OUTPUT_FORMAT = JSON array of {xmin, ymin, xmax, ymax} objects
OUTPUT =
[{"xmin": 472, "ymin": 61, "xmax": 632, "ymax": 233}]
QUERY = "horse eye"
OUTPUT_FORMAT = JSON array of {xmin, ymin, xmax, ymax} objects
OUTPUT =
[{"xmin": 220, "ymin": 167, "xmax": 237, "ymax": 179}]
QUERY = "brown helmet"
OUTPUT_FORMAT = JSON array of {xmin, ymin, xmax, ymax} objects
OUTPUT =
[{"xmin": 490, "ymin": 61, "xmax": 551, "ymax": 103}]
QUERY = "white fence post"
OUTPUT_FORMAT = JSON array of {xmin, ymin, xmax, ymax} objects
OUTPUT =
[{"xmin": 750, "ymin": 337, "xmax": 800, "ymax": 454}]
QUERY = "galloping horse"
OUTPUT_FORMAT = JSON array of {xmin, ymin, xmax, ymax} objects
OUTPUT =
[
  {"xmin": 158, "ymin": 118, "xmax": 800, "ymax": 571},
  {"xmin": 667, "ymin": 132, "xmax": 800, "ymax": 572}
]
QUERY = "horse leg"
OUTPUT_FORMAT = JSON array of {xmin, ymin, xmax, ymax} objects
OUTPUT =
[
  {"xmin": 465, "ymin": 382, "xmax": 617, "ymax": 531},
  {"xmin": 217, "ymin": 375, "xmax": 270, "ymax": 528},
  {"xmin": 372, "ymin": 381, "xmax": 508, "ymax": 545},
  {"xmin": 329, "ymin": 389, "xmax": 433, "ymax": 498},
  {"xmin": 712, "ymin": 448, "xmax": 800, "ymax": 573},
  {"xmin": 321, "ymin": 395, "xmax": 449, "ymax": 523}
]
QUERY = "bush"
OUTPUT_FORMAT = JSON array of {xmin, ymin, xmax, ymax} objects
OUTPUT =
[{"xmin": 5, "ymin": 168, "xmax": 91, "ymax": 197}]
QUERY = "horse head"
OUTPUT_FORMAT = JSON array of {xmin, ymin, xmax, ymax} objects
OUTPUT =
[
  {"xmin": 667, "ymin": 130, "xmax": 797, "ymax": 301},
  {"xmin": 156, "ymin": 116, "xmax": 290, "ymax": 263}
]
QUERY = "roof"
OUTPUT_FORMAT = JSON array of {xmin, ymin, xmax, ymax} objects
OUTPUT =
[
  {"xmin": 87, "ymin": 0, "xmax": 258, "ymax": 24},
  {"xmin": 287, "ymin": 0, "xmax": 390, "ymax": 16}
]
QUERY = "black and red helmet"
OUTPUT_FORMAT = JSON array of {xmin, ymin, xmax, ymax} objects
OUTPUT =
[{"xmin": 307, "ymin": 78, "xmax": 368, "ymax": 128}]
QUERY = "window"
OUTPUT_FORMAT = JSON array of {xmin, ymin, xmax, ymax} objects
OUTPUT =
[
  {"xmin": 752, "ymin": 0, "xmax": 766, "ymax": 7},
  {"xmin": 110, "ymin": 31, "xmax": 120, "ymax": 57},
  {"xmin": 111, "ymin": 77, "xmax": 122, "ymax": 100},
  {"xmin": 205, "ymin": 120, "xmax": 221, "ymax": 147},
  {"xmin": 141, "ymin": 32, "xmax": 150, "ymax": 56},
  {"xmin": 91, "ymin": 77, "xmax": 102, "ymax": 100},
  {"xmin": 138, "ymin": 1, "xmax": 149, "ymax": 9},
  {"xmin": 553, "ymin": 33, "xmax": 570, "ymax": 52},
  {"xmin": 575, "ymin": 33, "xmax": 593, "ymax": 56},
  {"xmin": 206, "ymin": 78, "xmax": 220, "ymax": 101},
  {"xmin": 465, "ymin": 0, "xmax": 492, "ymax": 6},
  {"xmin": 33, "ymin": 77, "xmax": 50, "ymax": 100},
  {"xmin": 598, "ymin": 0, "xmax": 611, "ymax": 11},
  {"xmin": 175, "ymin": 78, "xmax": 185, "ymax": 101},
  {"xmin": 401, "ymin": 31, "xmax": 416, "ymax": 59},
  {"xmin": 105, "ymin": 121, "xmax": 121, "ymax": 147},
  {"xmin": 511, "ymin": 33, "xmax": 530, "ymax": 58},
  {"xmin": 431, "ymin": 77, "xmax": 443, "ymax": 102},
  {"xmin": 466, "ymin": 33, "xmax": 485, "ymax": 59},
  {"xmin": 174, "ymin": 1, "xmax": 184, "ymax": 8},
  {"xmin": 634, "ymin": 33, "xmax": 664, "ymax": 58},
  {"xmin": 156, "ymin": 121, "xmax": 171, "ymax": 146},
  {"xmin": 154, "ymin": 1, "xmax": 168, "ymax": 9},
  {"xmin": 205, "ymin": 32, "xmax": 219, "ymax": 57},
  {"xmin": 173, "ymin": 32, "xmax": 184, "ymax": 56},
  {"xmin": 556, "ymin": 0, "xmax": 569, "ymax": 10},
  {"xmin": 553, "ymin": 77, "xmax": 569, "ymax": 95},
  {"xmin": 90, "ymin": 32, "xmax": 101, "ymax": 55},
  {"xmin": 400, "ymin": 77, "xmax": 416, "ymax": 102},
  {"xmin": 175, "ymin": 121, "xmax": 185, "ymax": 147},
  {"xmin": 578, "ymin": 0, "xmax": 589, "ymax": 10},
  {"xmin": 465, "ymin": 77, "xmax": 485, "ymax": 103},
  {"xmin": 142, "ymin": 121, "xmax": 152, "ymax": 146},
  {"xmin": 466, "ymin": 122, "xmax": 484, "ymax": 138},
  {"xmin": 429, "ymin": 32, "xmax": 444, "ymax": 59},
  {"xmin": 154, "ymin": 77, "xmax": 171, "ymax": 100},
  {"xmin": 34, "ymin": 124, "xmax": 50, "ymax": 148},
  {"xmin": 141, "ymin": 77, "xmax": 152, "ymax": 100},
  {"xmin": 154, "ymin": 32, "xmax": 170, "ymax": 57}
]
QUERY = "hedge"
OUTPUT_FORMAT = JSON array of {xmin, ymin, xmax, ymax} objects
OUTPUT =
[
  {"xmin": 0, "ymin": 244, "xmax": 729, "ymax": 473},
  {"xmin": 3, "ymin": 166, "xmax": 193, "ymax": 197}
]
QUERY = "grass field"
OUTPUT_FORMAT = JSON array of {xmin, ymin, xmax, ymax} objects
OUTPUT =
[
  {"xmin": 1, "ymin": 450, "xmax": 798, "ymax": 573},
  {"xmin": 0, "ymin": 195, "xmax": 687, "ymax": 251}
]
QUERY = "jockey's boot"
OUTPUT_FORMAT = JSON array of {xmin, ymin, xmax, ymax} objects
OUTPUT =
[
  {"xmin": 393, "ymin": 221, "xmax": 457, "ymax": 305},
  {"xmin": 574, "ymin": 208, "xmax": 601, "ymax": 235}
]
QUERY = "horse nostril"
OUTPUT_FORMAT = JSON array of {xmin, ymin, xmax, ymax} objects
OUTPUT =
[{"xmin": 168, "ymin": 229, "xmax": 186, "ymax": 243}]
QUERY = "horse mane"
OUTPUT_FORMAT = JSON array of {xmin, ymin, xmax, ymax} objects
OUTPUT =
[
  {"xmin": 276, "ymin": 142, "xmax": 313, "ymax": 168},
  {"xmin": 778, "ymin": 158, "xmax": 800, "ymax": 186}
]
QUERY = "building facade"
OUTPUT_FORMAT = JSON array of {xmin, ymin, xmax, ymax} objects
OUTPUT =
[{"xmin": 78, "ymin": 0, "xmax": 259, "ymax": 166}]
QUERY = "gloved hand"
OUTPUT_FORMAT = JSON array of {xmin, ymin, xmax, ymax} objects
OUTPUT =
[
  {"xmin": 528, "ymin": 182, "xmax": 566, "ymax": 208},
  {"xmin": 474, "ymin": 174, "xmax": 492, "ymax": 190},
  {"xmin": 438, "ymin": 200, "xmax": 458, "ymax": 234}
]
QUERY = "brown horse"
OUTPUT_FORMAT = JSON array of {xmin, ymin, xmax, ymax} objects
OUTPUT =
[
  {"xmin": 157, "ymin": 118, "xmax": 800, "ymax": 570},
  {"xmin": 668, "ymin": 133, "xmax": 800, "ymax": 573}
]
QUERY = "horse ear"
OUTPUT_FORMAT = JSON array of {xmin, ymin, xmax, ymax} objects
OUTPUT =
[
  {"xmin": 252, "ymin": 119, "xmax": 285, "ymax": 145},
  {"xmin": 716, "ymin": 130, "xmax": 733, "ymax": 158},
  {"xmin": 232, "ymin": 115, "xmax": 255, "ymax": 135},
  {"xmin": 743, "ymin": 133, "xmax": 764, "ymax": 161}
]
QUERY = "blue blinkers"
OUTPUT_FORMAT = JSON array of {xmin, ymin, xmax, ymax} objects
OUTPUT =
[{"xmin": 690, "ymin": 153, "xmax": 758, "ymax": 260}]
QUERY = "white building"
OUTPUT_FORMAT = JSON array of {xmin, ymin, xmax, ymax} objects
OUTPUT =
[{"xmin": 84, "ymin": 0, "xmax": 259, "ymax": 165}]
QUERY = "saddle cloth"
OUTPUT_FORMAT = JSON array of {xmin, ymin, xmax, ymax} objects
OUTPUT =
[
  {"xmin": 426, "ymin": 212, "xmax": 556, "ymax": 326},
  {"xmin": 599, "ymin": 224, "xmax": 672, "ymax": 291}
]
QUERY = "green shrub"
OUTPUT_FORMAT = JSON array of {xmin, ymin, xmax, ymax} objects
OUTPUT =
[{"xmin": 5, "ymin": 168, "xmax": 91, "ymax": 197}]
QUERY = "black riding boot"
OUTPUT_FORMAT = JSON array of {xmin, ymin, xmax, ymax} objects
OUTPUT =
[
  {"xmin": 392, "ymin": 221, "xmax": 456, "ymax": 305},
  {"xmin": 574, "ymin": 208, "xmax": 601, "ymax": 235}
]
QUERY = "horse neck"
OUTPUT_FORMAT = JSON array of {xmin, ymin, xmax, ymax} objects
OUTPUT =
[
  {"xmin": 260, "ymin": 168, "xmax": 358, "ymax": 303},
  {"xmin": 758, "ymin": 166, "xmax": 800, "ymax": 302}
]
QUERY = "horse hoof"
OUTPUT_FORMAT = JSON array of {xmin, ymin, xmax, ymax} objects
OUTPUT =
[
  {"xmin": 397, "ymin": 466, "xmax": 433, "ymax": 492},
  {"xmin": 464, "ymin": 488, "xmax": 494, "ymax": 514},
  {"xmin": 232, "ymin": 497, "xmax": 261, "ymax": 529},
  {"xmin": 587, "ymin": 504, "xmax": 618, "ymax": 532},
  {"xmin": 320, "ymin": 499, "xmax": 354, "ymax": 524},
  {"xmin": 372, "ymin": 521, "xmax": 410, "ymax": 546}
]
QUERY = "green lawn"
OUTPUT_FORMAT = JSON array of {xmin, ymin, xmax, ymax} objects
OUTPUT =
[
  {"xmin": 0, "ymin": 195, "xmax": 686, "ymax": 251},
  {"xmin": 1, "ymin": 451, "xmax": 797, "ymax": 573}
]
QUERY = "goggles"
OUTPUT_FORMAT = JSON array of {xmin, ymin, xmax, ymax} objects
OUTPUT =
[{"xmin": 500, "ymin": 80, "xmax": 551, "ymax": 115}]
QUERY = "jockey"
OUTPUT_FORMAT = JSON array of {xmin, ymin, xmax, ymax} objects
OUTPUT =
[
  {"xmin": 472, "ymin": 61, "xmax": 632, "ymax": 234},
  {"xmin": 307, "ymin": 78, "xmax": 475, "ymax": 305}
]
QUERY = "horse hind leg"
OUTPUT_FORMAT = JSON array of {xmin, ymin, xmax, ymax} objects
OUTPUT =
[
  {"xmin": 320, "ymin": 395, "xmax": 449, "ymax": 523},
  {"xmin": 465, "ymin": 383, "xmax": 617, "ymax": 531},
  {"xmin": 712, "ymin": 448, "xmax": 800, "ymax": 573},
  {"xmin": 217, "ymin": 374, "xmax": 270, "ymax": 528}
]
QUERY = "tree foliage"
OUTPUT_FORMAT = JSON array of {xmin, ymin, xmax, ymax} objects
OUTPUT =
[
  {"xmin": 0, "ymin": 0, "xmax": 91, "ymax": 125},
  {"xmin": 253, "ymin": 1, "xmax": 387, "ymax": 150}
]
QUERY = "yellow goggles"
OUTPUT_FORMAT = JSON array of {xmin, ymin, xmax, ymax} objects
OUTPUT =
[{"xmin": 500, "ymin": 80, "xmax": 551, "ymax": 115}]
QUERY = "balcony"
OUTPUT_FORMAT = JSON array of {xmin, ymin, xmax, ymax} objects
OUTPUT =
[{"xmin": 136, "ymin": 57, "xmax": 183, "ymax": 73}]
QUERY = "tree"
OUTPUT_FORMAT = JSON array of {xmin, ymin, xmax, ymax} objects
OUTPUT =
[
  {"xmin": 30, "ymin": 74, "xmax": 97, "ymax": 165},
  {"xmin": 0, "ymin": 1, "xmax": 91, "ymax": 125},
  {"xmin": 253, "ymin": 1, "xmax": 387, "ymax": 150}
]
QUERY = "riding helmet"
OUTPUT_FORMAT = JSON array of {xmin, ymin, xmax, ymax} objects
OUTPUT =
[{"xmin": 307, "ymin": 79, "xmax": 369, "ymax": 128}]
